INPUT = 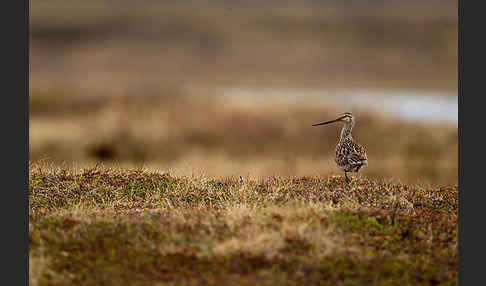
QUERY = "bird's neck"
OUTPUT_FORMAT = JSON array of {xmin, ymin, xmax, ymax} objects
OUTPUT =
[{"xmin": 339, "ymin": 122, "xmax": 354, "ymax": 141}]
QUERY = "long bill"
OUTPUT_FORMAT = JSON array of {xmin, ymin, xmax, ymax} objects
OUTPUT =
[{"xmin": 311, "ymin": 118, "xmax": 341, "ymax": 126}]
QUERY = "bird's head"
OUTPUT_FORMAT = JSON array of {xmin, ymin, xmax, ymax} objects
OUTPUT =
[{"xmin": 312, "ymin": 112, "xmax": 354, "ymax": 127}]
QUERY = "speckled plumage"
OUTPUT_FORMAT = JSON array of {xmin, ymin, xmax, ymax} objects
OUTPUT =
[{"xmin": 312, "ymin": 112, "xmax": 367, "ymax": 183}]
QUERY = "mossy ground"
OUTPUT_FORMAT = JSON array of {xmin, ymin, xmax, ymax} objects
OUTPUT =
[{"xmin": 29, "ymin": 165, "xmax": 457, "ymax": 285}]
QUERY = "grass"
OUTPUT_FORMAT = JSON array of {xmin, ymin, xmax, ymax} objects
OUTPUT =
[{"xmin": 29, "ymin": 164, "xmax": 457, "ymax": 285}]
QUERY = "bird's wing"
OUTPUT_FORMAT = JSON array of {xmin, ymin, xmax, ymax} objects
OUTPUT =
[
  {"xmin": 347, "ymin": 147, "xmax": 367, "ymax": 166},
  {"xmin": 347, "ymin": 154, "xmax": 364, "ymax": 166}
]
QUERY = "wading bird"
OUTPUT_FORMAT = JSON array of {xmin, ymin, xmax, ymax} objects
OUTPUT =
[{"xmin": 312, "ymin": 112, "xmax": 367, "ymax": 183}]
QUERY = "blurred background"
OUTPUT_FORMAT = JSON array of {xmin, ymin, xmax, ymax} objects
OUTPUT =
[{"xmin": 29, "ymin": 0, "xmax": 458, "ymax": 186}]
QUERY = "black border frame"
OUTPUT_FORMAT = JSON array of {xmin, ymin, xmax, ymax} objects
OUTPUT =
[
  {"xmin": 3, "ymin": 0, "xmax": 29, "ymax": 284},
  {"xmin": 458, "ymin": 0, "xmax": 482, "ymax": 284},
  {"xmin": 458, "ymin": 0, "xmax": 463, "ymax": 283}
]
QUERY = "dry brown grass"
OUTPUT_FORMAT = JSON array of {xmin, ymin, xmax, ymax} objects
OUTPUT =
[{"xmin": 29, "ymin": 165, "xmax": 458, "ymax": 285}]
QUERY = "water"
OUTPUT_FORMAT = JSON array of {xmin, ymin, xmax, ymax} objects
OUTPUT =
[
  {"xmin": 327, "ymin": 90, "xmax": 458, "ymax": 126},
  {"xmin": 207, "ymin": 86, "xmax": 458, "ymax": 126}
]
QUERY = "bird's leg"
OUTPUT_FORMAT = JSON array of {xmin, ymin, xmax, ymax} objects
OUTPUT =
[{"xmin": 345, "ymin": 172, "xmax": 351, "ymax": 184}]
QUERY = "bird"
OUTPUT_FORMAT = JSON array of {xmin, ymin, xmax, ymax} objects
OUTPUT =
[{"xmin": 312, "ymin": 112, "xmax": 368, "ymax": 184}]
